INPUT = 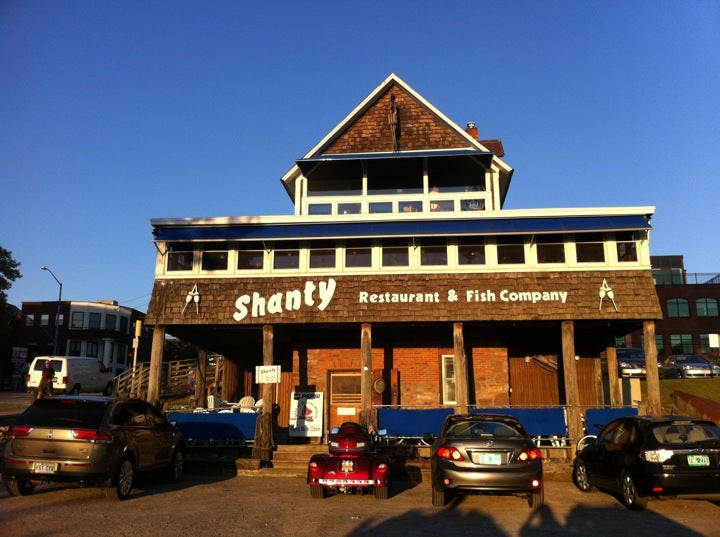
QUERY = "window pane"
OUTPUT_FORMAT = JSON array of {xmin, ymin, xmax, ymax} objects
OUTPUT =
[
  {"xmin": 274, "ymin": 250, "xmax": 300, "ymax": 269},
  {"xmin": 105, "ymin": 314, "xmax": 116, "ymax": 330},
  {"xmin": 201, "ymin": 250, "xmax": 228, "ymax": 271},
  {"xmin": 88, "ymin": 312, "xmax": 101, "ymax": 329},
  {"xmin": 697, "ymin": 298, "xmax": 718, "ymax": 317},
  {"xmin": 458, "ymin": 242, "xmax": 486, "ymax": 265},
  {"xmin": 670, "ymin": 334, "xmax": 693, "ymax": 354},
  {"xmin": 345, "ymin": 247, "xmax": 372, "ymax": 268},
  {"xmin": 420, "ymin": 245, "xmax": 448, "ymax": 266},
  {"xmin": 461, "ymin": 199, "xmax": 485, "ymax": 211},
  {"xmin": 382, "ymin": 247, "xmax": 409, "ymax": 267},
  {"xmin": 238, "ymin": 250, "xmax": 264, "ymax": 270},
  {"xmin": 369, "ymin": 202, "xmax": 392, "ymax": 213},
  {"xmin": 537, "ymin": 243, "xmax": 565, "ymax": 264},
  {"xmin": 308, "ymin": 203, "xmax": 332, "ymax": 215},
  {"xmin": 309, "ymin": 249, "xmax": 336, "ymax": 269},
  {"xmin": 167, "ymin": 242, "xmax": 194, "ymax": 271},
  {"xmin": 338, "ymin": 203, "xmax": 361, "ymax": 215},
  {"xmin": 71, "ymin": 312, "xmax": 84, "ymax": 329},
  {"xmin": 497, "ymin": 238, "xmax": 525, "ymax": 264},
  {"xmin": 429, "ymin": 199, "xmax": 454, "ymax": 212},
  {"xmin": 667, "ymin": 299, "xmax": 689, "ymax": 318},
  {"xmin": 399, "ymin": 201, "xmax": 422, "ymax": 213}
]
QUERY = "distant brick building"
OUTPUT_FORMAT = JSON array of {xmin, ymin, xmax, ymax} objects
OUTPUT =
[{"xmin": 145, "ymin": 74, "xmax": 662, "ymax": 440}]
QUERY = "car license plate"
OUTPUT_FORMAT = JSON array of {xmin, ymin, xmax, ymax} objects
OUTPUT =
[
  {"xmin": 687, "ymin": 455, "xmax": 709, "ymax": 467},
  {"xmin": 477, "ymin": 453, "xmax": 502, "ymax": 465},
  {"xmin": 32, "ymin": 462, "xmax": 57, "ymax": 474}
]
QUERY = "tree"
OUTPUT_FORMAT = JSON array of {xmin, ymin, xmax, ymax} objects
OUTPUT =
[
  {"xmin": 0, "ymin": 245, "xmax": 22, "ymax": 307},
  {"xmin": 0, "ymin": 246, "xmax": 22, "ymax": 387}
]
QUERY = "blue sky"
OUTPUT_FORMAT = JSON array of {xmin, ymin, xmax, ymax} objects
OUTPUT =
[{"xmin": 2, "ymin": 1, "xmax": 718, "ymax": 312}]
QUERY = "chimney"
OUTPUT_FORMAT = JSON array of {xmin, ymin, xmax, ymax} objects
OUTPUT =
[{"xmin": 465, "ymin": 122, "xmax": 479, "ymax": 140}]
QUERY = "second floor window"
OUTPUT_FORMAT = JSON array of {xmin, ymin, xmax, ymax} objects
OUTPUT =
[
  {"xmin": 536, "ymin": 234, "xmax": 565, "ymax": 264},
  {"xmin": 88, "ymin": 312, "xmax": 101, "ymax": 329},
  {"xmin": 667, "ymin": 298, "xmax": 689, "ymax": 318},
  {"xmin": 71, "ymin": 312, "xmax": 84, "ymax": 329},
  {"xmin": 696, "ymin": 298, "xmax": 718, "ymax": 317},
  {"xmin": 497, "ymin": 236, "xmax": 525, "ymax": 265}
]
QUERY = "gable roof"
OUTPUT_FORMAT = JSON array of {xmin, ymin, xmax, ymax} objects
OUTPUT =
[{"xmin": 281, "ymin": 73, "xmax": 513, "ymax": 200}]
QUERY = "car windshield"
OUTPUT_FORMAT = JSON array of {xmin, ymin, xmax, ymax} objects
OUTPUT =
[
  {"xmin": 651, "ymin": 423, "xmax": 720, "ymax": 445},
  {"xmin": 446, "ymin": 420, "xmax": 522, "ymax": 438},
  {"xmin": 18, "ymin": 398, "xmax": 107, "ymax": 429},
  {"xmin": 681, "ymin": 355, "xmax": 707, "ymax": 364}
]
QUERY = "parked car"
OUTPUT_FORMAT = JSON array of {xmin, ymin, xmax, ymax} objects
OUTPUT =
[
  {"xmin": 424, "ymin": 413, "xmax": 543, "ymax": 509},
  {"xmin": 307, "ymin": 422, "xmax": 391, "ymax": 499},
  {"xmin": 572, "ymin": 415, "xmax": 720, "ymax": 509},
  {"xmin": 616, "ymin": 348, "xmax": 646, "ymax": 378},
  {"xmin": 1, "ymin": 396, "xmax": 184, "ymax": 500},
  {"xmin": 662, "ymin": 355, "xmax": 720, "ymax": 379}
]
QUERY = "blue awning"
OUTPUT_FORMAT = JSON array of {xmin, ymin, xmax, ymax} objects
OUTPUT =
[
  {"xmin": 154, "ymin": 214, "xmax": 651, "ymax": 242},
  {"xmin": 296, "ymin": 148, "xmax": 493, "ymax": 175}
]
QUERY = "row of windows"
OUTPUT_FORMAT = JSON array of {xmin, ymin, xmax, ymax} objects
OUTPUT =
[
  {"xmin": 307, "ymin": 195, "xmax": 487, "ymax": 216},
  {"xmin": 665, "ymin": 298, "xmax": 719, "ymax": 318},
  {"xmin": 67, "ymin": 339, "xmax": 128, "ymax": 365},
  {"xmin": 25, "ymin": 312, "xmax": 130, "ymax": 333},
  {"xmin": 637, "ymin": 334, "xmax": 717, "ymax": 355},
  {"xmin": 163, "ymin": 232, "xmax": 643, "ymax": 274},
  {"xmin": 70, "ymin": 311, "xmax": 130, "ymax": 333}
]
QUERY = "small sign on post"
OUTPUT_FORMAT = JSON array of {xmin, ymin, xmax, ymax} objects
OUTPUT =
[{"xmin": 255, "ymin": 365, "xmax": 281, "ymax": 384}]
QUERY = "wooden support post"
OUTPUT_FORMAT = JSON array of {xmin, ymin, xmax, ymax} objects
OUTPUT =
[
  {"xmin": 194, "ymin": 349, "xmax": 207, "ymax": 408},
  {"xmin": 644, "ymin": 321, "xmax": 662, "ymax": 417},
  {"xmin": 147, "ymin": 325, "xmax": 165, "ymax": 407},
  {"xmin": 253, "ymin": 325, "xmax": 275, "ymax": 461},
  {"xmin": 453, "ymin": 322, "xmax": 469, "ymax": 414},
  {"xmin": 561, "ymin": 321, "xmax": 583, "ymax": 456},
  {"xmin": 606, "ymin": 346, "xmax": 621, "ymax": 407},
  {"xmin": 360, "ymin": 323, "xmax": 374, "ymax": 429}
]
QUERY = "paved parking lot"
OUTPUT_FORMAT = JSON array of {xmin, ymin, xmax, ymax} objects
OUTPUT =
[{"xmin": 1, "ymin": 462, "xmax": 719, "ymax": 537}]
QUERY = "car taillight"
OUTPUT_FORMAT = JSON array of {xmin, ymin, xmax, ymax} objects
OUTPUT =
[
  {"xmin": 71, "ymin": 429, "xmax": 112, "ymax": 442},
  {"xmin": 8, "ymin": 425, "xmax": 32, "ymax": 437},
  {"xmin": 437, "ymin": 446, "xmax": 464, "ymax": 461},
  {"xmin": 518, "ymin": 448, "xmax": 542, "ymax": 462},
  {"xmin": 640, "ymin": 449, "xmax": 674, "ymax": 463}
]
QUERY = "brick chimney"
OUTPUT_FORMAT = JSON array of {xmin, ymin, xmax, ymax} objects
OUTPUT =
[{"xmin": 465, "ymin": 122, "xmax": 479, "ymax": 140}]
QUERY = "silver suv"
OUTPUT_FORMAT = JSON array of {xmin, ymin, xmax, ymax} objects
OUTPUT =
[{"xmin": 1, "ymin": 396, "xmax": 184, "ymax": 500}]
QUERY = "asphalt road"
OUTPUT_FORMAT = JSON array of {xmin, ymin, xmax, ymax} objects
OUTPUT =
[
  {"xmin": 1, "ymin": 463, "xmax": 719, "ymax": 537},
  {"xmin": 1, "ymin": 391, "xmax": 719, "ymax": 536}
]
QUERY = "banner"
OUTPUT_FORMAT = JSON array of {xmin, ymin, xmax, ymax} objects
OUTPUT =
[{"xmin": 289, "ymin": 391, "xmax": 323, "ymax": 437}]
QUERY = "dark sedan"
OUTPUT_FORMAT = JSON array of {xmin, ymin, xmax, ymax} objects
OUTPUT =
[
  {"xmin": 425, "ymin": 413, "xmax": 544, "ymax": 509},
  {"xmin": 572, "ymin": 415, "xmax": 720, "ymax": 509},
  {"xmin": 1, "ymin": 396, "xmax": 184, "ymax": 500}
]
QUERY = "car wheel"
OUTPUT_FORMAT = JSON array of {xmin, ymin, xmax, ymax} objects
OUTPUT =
[
  {"xmin": 6, "ymin": 479, "xmax": 35, "ymax": 497},
  {"xmin": 431, "ymin": 485, "xmax": 447, "ymax": 507},
  {"xmin": 70, "ymin": 385, "xmax": 81, "ymax": 395},
  {"xmin": 103, "ymin": 382, "xmax": 114, "ymax": 396},
  {"xmin": 528, "ymin": 487, "xmax": 544, "ymax": 510},
  {"xmin": 572, "ymin": 460, "xmax": 595, "ymax": 492},
  {"xmin": 620, "ymin": 470, "xmax": 647, "ymax": 510},
  {"xmin": 309, "ymin": 485, "xmax": 326, "ymax": 499},
  {"xmin": 106, "ymin": 457, "xmax": 134, "ymax": 501},
  {"xmin": 166, "ymin": 449, "xmax": 184, "ymax": 482},
  {"xmin": 374, "ymin": 484, "xmax": 390, "ymax": 500}
]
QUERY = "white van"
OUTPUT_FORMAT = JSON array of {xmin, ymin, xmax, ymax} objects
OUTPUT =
[{"xmin": 26, "ymin": 356, "xmax": 115, "ymax": 396}]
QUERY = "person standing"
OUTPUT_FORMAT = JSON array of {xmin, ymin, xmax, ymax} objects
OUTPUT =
[{"xmin": 37, "ymin": 360, "xmax": 55, "ymax": 398}]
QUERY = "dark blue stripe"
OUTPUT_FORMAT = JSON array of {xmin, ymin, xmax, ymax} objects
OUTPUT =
[{"xmin": 154, "ymin": 215, "xmax": 650, "ymax": 242}]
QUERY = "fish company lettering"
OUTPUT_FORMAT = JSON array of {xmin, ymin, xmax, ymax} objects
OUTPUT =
[{"xmin": 232, "ymin": 278, "xmax": 570, "ymax": 321}]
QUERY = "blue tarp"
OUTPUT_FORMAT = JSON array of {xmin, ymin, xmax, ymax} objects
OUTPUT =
[
  {"xmin": 377, "ymin": 407, "xmax": 454, "ymax": 440},
  {"xmin": 168, "ymin": 411, "xmax": 258, "ymax": 443},
  {"xmin": 472, "ymin": 407, "xmax": 567, "ymax": 437}
]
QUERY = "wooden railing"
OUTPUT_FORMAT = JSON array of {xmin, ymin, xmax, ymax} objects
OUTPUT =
[{"xmin": 115, "ymin": 358, "xmax": 222, "ymax": 399}]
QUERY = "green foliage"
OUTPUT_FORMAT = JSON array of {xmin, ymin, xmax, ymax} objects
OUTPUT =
[{"xmin": 0, "ymin": 245, "xmax": 22, "ymax": 305}]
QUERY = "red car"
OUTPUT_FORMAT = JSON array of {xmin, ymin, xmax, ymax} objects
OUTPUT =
[{"xmin": 307, "ymin": 422, "xmax": 391, "ymax": 499}]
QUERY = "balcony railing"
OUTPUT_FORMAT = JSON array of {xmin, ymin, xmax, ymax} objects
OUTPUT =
[{"xmin": 653, "ymin": 271, "xmax": 720, "ymax": 286}]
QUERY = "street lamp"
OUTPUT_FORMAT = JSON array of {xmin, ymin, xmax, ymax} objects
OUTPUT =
[{"xmin": 41, "ymin": 266, "xmax": 63, "ymax": 355}]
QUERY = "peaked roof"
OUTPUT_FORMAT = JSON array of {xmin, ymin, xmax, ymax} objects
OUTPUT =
[{"xmin": 281, "ymin": 73, "xmax": 513, "ymax": 200}]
